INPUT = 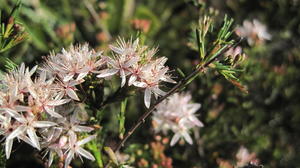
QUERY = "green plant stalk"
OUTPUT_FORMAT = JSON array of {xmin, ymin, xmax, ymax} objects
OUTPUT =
[
  {"xmin": 118, "ymin": 98, "xmax": 127, "ymax": 139},
  {"xmin": 87, "ymin": 140, "xmax": 104, "ymax": 168}
]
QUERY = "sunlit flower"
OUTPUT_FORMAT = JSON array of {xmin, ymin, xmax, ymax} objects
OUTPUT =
[
  {"xmin": 133, "ymin": 57, "xmax": 176, "ymax": 108},
  {"xmin": 96, "ymin": 38, "xmax": 176, "ymax": 108},
  {"xmin": 152, "ymin": 92, "xmax": 203, "ymax": 146},
  {"xmin": 41, "ymin": 44, "xmax": 105, "ymax": 101},
  {"xmin": 42, "ymin": 44, "xmax": 105, "ymax": 82},
  {"xmin": 97, "ymin": 38, "xmax": 141, "ymax": 87}
]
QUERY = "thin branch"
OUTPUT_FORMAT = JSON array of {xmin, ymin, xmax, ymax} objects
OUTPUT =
[
  {"xmin": 112, "ymin": 58, "xmax": 209, "ymax": 152},
  {"xmin": 111, "ymin": 39, "xmax": 243, "ymax": 153}
]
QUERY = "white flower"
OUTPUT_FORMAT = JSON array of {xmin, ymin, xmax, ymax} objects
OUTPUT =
[
  {"xmin": 96, "ymin": 38, "xmax": 176, "ymax": 108},
  {"xmin": 40, "ymin": 44, "xmax": 105, "ymax": 101},
  {"xmin": 97, "ymin": 38, "xmax": 140, "ymax": 87},
  {"xmin": 26, "ymin": 71, "xmax": 71, "ymax": 118},
  {"xmin": 42, "ymin": 44, "xmax": 105, "ymax": 82},
  {"xmin": 6, "ymin": 113, "xmax": 57, "ymax": 150},
  {"xmin": 236, "ymin": 19, "xmax": 271, "ymax": 45},
  {"xmin": 152, "ymin": 92, "xmax": 203, "ymax": 146},
  {"xmin": 236, "ymin": 146, "xmax": 257, "ymax": 167},
  {"xmin": 57, "ymin": 110, "xmax": 94, "ymax": 136},
  {"xmin": 133, "ymin": 57, "xmax": 176, "ymax": 108},
  {"xmin": 64, "ymin": 134, "xmax": 96, "ymax": 168},
  {"xmin": 0, "ymin": 56, "xmax": 96, "ymax": 166}
]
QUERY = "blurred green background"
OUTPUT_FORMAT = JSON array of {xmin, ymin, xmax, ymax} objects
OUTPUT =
[{"xmin": 1, "ymin": 0, "xmax": 300, "ymax": 168}]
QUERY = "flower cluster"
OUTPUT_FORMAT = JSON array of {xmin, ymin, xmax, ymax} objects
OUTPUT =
[
  {"xmin": 0, "ymin": 38, "xmax": 175, "ymax": 167},
  {"xmin": 0, "ymin": 44, "xmax": 102, "ymax": 167},
  {"xmin": 41, "ymin": 43, "xmax": 106, "ymax": 101},
  {"xmin": 236, "ymin": 19, "xmax": 271, "ymax": 46},
  {"xmin": 97, "ymin": 38, "xmax": 176, "ymax": 108},
  {"xmin": 152, "ymin": 92, "xmax": 203, "ymax": 146}
]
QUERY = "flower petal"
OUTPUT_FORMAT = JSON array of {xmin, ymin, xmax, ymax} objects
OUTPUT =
[
  {"xmin": 109, "ymin": 45, "xmax": 124, "ymax": 55},
  {"xmin": 144, "ymin": 88, "xmax": 151, "ymax": 108},
  {"xmin": 1, "ymin": 108, "xmax": 22, "ymax": 121},
  {"xmin": 128, "ymin": 75, "xmax": 137, "ymax": 86},
  {"xmin": 133, "ymin": 81, "xmax": 147, "ymax": 88},
  {"xmin": 96, "ymin": 69, "xmax": 118, "ymax": 78},
  {"xmin": 66, "ymin": 88, "xmax": 80, "ymax": 101},
  {"xmin": 63, "ymin": 74, "xmax": 74, "ymax": 82},
  {"xmin": 76, "ymin": 147, "xmax": 95, "ymax": 161},
  {"xmin": 47, "ymin": 99, "xmax": 70, "ymax": 106},
  {"xmin": 7, "ymin": 126, "xmax": 26, "ymax": 140},
  {"xmin": 182, "ymin": 131, "xmax": 193, "ymax": 145},
  {"xmin": 76, "ymin": 135, "xmax": 96, "ymax": 146},
  {"xmin": 5, "ymin": 139, "xmax": 13, "ymax": 159},
  {"xmin": 189, "ymin": 116, "xmax": 204, "ymax": 127},
  {"xmin": 170, "ymin": 133, "xmax": 181, "ymax": 146},
  {"xmin": 45, "ymin": 106, "xmax": 63, "ymax": 118},
  {"xmin": 77, "ymin": 72, "xmax": 88, "ymax": 81},
  {"xmin": 27, "ymin": 127, "xmax": 41, "ymax": 150},
  {"xmin": 120, "ymin": 69, "xmax": 126, "ymax": 87},
  {"xmin": 72, "ymin": 125, "xmax": 94, "ymax": 132},
  {"xmin": 65, "ymin": 150, "xmax": 75, "ymax": 168},
  {"xmin": 48, "ymin": 151, "xmax": 55, "ymax": 167},
  {"xmin": 32, "ymin": 121, "xmax": 57, "ymax": 128}
]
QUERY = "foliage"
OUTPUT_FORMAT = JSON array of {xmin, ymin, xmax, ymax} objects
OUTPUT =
[{"xmin": 0, "ymin": 0, "xmax": 299, "ymax": 168}]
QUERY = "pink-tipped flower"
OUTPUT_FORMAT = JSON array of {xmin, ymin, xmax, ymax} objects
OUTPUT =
[
  {"xmin": 41, "ymin": 44, "xmax": 105, "ymax": 101},
  {"xmin": 97, "ymin": 38, "xmax": 141, "ymax": 87},
  {"xmin": 42, "ymin": 44, "xmax": 105, "ymax": 82},
  {"xmin": 26, "ymin": 71, "xmax": 70, "ymax": 118},
  {"xmin": 133, "ymin": 57, "xmax": 176, "ymax": 108}
]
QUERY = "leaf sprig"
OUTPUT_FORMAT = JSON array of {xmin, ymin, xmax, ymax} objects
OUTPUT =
[{"xmin": 0, "ymin": 1, "xmax": 27, "ymax": 53}]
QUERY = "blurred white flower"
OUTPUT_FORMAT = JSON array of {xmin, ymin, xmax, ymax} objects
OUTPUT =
[
  {"xmin": 152, "ymin": 92, "xmax": 203, "ymax": 146},
  {"xmin": 236, "ymin": 146, "xmax": 257, "ymax": 167},
  {"xmin": 236, "ymin": 19, "xmax": 271, "ymax": 45}
]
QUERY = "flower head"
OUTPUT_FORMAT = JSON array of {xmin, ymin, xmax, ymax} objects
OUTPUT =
[
  {"xmin": 152, "ymin": 92, "xmax": 203, "ymax": 146},
  {"xmin": 97, "ymin": 38, "xmax": 176, "ymax": 108}
]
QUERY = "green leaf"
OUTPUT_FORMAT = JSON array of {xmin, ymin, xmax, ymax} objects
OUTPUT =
[
  {"xmin": 4, "ymin": 58, "xmax": 17, "ymax": 71},
  {"xmin": 176, "ymin": 68, "xmax": 186, "ymax": 77},
  {"xmin": 86, "ymin": 139, "xmax": 104, "ymax": 168}
]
